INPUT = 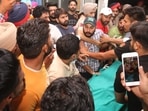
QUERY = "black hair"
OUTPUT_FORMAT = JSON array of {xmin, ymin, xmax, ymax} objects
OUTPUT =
[
  {"xmin": 56, "ymin": 34, "xmax": 80, "ymax": 59},
  {"xmin": 17, "ymin": 18, "xmax": 50, "ymax": 59},
  {"xmin": 33, "ymin": 5, "xmax": 49, "ymax": 18},
  {"xmin": 41, "ymin": 75, "xmax": 94, "ymax": 111},
  {"xmin": 124, "ymin": 6, "xmax": 146, "ymax": 22},
  {"xmin": 0, "ymin": 48, "xmax": 19, "ymax": 102}
]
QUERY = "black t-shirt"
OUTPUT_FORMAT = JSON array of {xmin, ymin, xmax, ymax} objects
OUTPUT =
[
  {"xmin": 114, "ymin": 40, "xmax": 133, "ymax": 61},
  {"xmin": 114, "ymin": 55, "xmax": 148, "ymax": 111},
  {"xmin": 68, "ymin": 13, "xmax": 78, "ymax": 26}
]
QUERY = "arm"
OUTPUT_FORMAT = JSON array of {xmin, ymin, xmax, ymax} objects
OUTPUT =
[
  {"xmin": 114, "ymin": 91, "xmax": 128, "ymax": 103},
  {"xmin": 82, "ymin": 65, "xmax": 96, "ymax": 75},
  {"xmin": 100, "ymin": 34, "xmax": 124, "ymax": 45},
  {"xmin": 77, "ymin": 27, "xmax": 101, "ymax": 47},
  {"xmin": 87, "ymin": 49, "xmax": 116, "ymax": 60},
  {"xmin": 80, "ymin": 40, "xmax": 117, "ymax": 60}
]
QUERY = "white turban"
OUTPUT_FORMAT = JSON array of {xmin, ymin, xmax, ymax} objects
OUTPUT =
[
  {"xmin": 0, "ymin": 22, "xmax": 17, "ymax": 51},
  {"xmin": 82, "ymin": 3, "xmax": 97, "ymax": 15}
]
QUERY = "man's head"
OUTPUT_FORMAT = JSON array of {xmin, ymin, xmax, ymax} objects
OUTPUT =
[
  {"xmin": 56, "ymin": 34, "xmax": 79, "ymax": 61},
  {"xmin": 109, "ymin": 2, "xmax": 121, "ymax": 17},
  {"xmin": 33, "ymin": 5, "xmax": 50, "ymax": 22},
  {"xmin": 0, "ymin": 48, "xmax": 24, "ymax": 109},
  {"xmin": 82, "ymin": 2, "xmax": 97, "ymax": 17},
  {"xmin": 83, "ymin": 17, "xmax": 96, "ymax": 37},
  {"xmin": 17, "ymin": 18, "xmax": 52, "ymax": 59},
  {"xmin": 117, "ymin": 15, "xmax": 124, "ymax": 32},
  {"xmin": 46, "ymin": 2, "xmax": 58, "ymax": 19},
  {"xmin": 41, "ymin": 75, "xmax": 94, "ymax": 111},
  {"xmin": 0, "ymin": 0, "xmax": 16, "ymax": 14},
  {"xmin": 100, "ymin": 7, "xmax": 112, "ymax": 26},
  {"xmin": 68, "ymin": 0, "xmax": 77, "ymax": 13},
  {"xmin": 130, "ymin": 21, "xmax": 148, "ymax": 55},
  {"xmin": 55, "ymin": 8, "xmax": 69, "ymax": 27},
  {"xmin": 123, "ymin": 6, "xmax": 146, "ymax": 32}
]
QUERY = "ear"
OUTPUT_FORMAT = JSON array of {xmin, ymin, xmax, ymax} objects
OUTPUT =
[
  {"xmin": 42, "ymin": 44, "xmax": 48, "ymax": 53},
  {"xmin": 6, "ymin": 93, "xmax": 14, "ymax": 104},
  {"xmin": 71, "ymin": 54, "xmax": 77, "ymax": 60},
  {"xmin": 134, "ymin": 41, "xmax": 141, "ymax": 51}
]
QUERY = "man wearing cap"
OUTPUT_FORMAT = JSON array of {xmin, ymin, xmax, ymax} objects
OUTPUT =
[
  {"xmin": 76, "ymin": 17, "xmax": 103, "ymax": 80},
  {"xmin": 96, "ymin": 7, "xmax": 112, "ymax": 34}
]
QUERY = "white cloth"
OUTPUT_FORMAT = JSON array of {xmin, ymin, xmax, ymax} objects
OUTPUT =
[{"xmin": 49, "ymin": 24, "xmax": 62, "ymax": 44}]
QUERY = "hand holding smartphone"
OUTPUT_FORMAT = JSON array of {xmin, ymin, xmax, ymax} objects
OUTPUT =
[{"xmin": 122, "ymin": 52, "xmax": 140, "ymax": 86}]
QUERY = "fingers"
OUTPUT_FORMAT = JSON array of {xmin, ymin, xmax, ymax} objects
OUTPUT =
[
  {"xmin": 120, "ymin": 72, "xmax": 131, "ymax": 91},
  {"xmin": 139, "ymin": 66, "xmax": 146, "ymax": 80}
]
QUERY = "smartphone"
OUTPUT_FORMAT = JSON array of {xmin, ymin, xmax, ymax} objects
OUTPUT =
[{"xmin": 122, "ymin": 52, "xmax": 140, "ymax": 86}]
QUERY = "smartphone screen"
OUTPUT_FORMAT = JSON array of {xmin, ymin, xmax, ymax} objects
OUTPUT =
[{"xmin": 122, "ymin": 52, "xmax": 140, "ymax": 86}]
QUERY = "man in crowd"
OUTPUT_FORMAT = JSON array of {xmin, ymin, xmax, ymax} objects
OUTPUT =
[
  {"xmin": 55, "ymin": 8, "xmax": 75, "ymax": 36},
  {"xmin": 47, "ymin": 34, "xmax": 80, "ymax": 82},
  {"xmin": 114, "ymin": 21, "xmax": 148, "ymax": 111},
  {"xmin": 96, "ymin": 7, "xmax": 112, "ymax": 34},
  {"xmin": 10, "ymin": 18, "xmax": 53, "ymax": 111},
  {"xmin": 33, "ymin": 5, "xmax": 50, "ymax": 22},
  {"xmin": 76, "ymin": 17, "xmax": 103, "ymax": 80},
  {"xmin": 0, "ymin": 49, "xmax": 25, "ymax": 111},
  {"xmin": 67, "ymin": 0, "xmax": 78, "ymax": 26},
  {"xmin": 46, "ymin": 2, "xmax": 58, "ymax": 25}
]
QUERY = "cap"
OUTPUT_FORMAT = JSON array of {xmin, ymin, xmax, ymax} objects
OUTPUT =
[
  {"xmin": 7, "ymin": 2, "xmax": 30, "ymax": 27},
  {"xmin": 0, "ymin": 22, "xmax": 17, "ymax": 51},
  {"xmin": 100, "ymin": 7, "xmax": 112, "ymax": 16},
  {"xmin": 84, "ymin": 17, "xmax": 96, "ymax": 26}
]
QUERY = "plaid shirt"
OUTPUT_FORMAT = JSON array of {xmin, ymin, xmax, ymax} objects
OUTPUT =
[
  {"xmin": 77, "ymin": 29, "xmax": 104, "ymax": 73},
  {"xmin": 0, "ymin": 13, "xmax": 6, "ymax": 23}
]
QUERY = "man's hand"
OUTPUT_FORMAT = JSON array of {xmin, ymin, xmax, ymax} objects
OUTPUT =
[
  {"xmin": 100, "ymin": 34, "xmax": 111, "ymax": 43},
  {"xmin": 44, "ymin": 49, "xmax": 55, "ymax": 69},
  {"xmin": 78, "ymin": 53, "xmax": 88, "ymax": 62}
]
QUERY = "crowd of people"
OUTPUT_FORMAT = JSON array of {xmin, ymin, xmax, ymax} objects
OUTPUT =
[{"xmin": 0, "ymin": 0, "xmax": 148, "ymax": 111}]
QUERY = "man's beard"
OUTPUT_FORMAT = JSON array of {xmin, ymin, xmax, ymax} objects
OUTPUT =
[
  {"xmin": 69, "ymin": 7, "xmax": 76, "ymax": 12},
  {"xmin": 50, "ymin": 14, "xmax": 56, "ymax": 19},
  {"xmin": 60, "ymin": 20, "xmax": 69, "ymax": 27},
  {"xmin": 83, "ymin": 29, "xmax": 95, "ymax": 38}
]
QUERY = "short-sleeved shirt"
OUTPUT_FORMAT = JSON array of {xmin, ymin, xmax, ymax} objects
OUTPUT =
[
  {"xmin": 77, "ymin": 29, "xmax": 103, "ymax": 73},
  {"xmin": 96, "ymin": 20, "xmax": 108, "ymax": 34},
  {"xmin": 68, "ymin": 13, "xmax": 78, "ymax": 26},
  {"xmin": 114, "ymin": 55, "xmax": 148, "ymax": 111}
]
